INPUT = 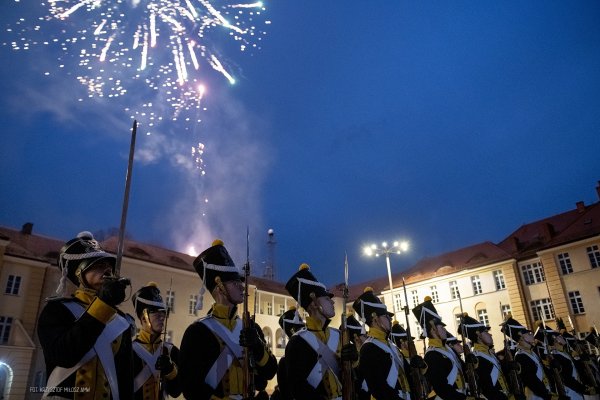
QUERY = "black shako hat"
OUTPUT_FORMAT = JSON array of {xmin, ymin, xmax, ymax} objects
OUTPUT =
[
  {"xmin": 412, "ymin": 297, "xmax": 445, "ymax": 337},
  {"xmin": 353, "ymin": 286, "xmax": 393, "ymax": 325},
  {"xmin": 534, "ymin": 320, "xmax": 559, "ymax": 345},
  {"xmin": 193, "ymin": 239, "xmax": 243, "ymax": 293},
  {"xmin": 342, "ymin": 313, "xmax": 367, "ymax": 343},
  {"xmin": 584, "ymin": 327, "xmax": 599, "ymax": 347},
  {"xmin": 278, "ymin": 306, "xmax": 305, "ymax": 338},
  {"xmin": 132, "ymin": 282, "xmax": 167, "ymax": 318},
  {"xmin": 285, "ymin": 263, "xmax": 333, "ymax": 309},
  {"xmin": 500, "ymin": 314, "xmax": 531, "ymax": 342},
  {"xmin": 458, "ymin": 313, "xmax": 490, "ymax": 343},
  {"xmin": 391, "ymin": 320, "xmax": 413, "ymax": 346},
  {"xmin": 57, "ymin": 231, "xmax": 116, "ymax": 293}
]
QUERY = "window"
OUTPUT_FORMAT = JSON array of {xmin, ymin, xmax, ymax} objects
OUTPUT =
[
  {"xmin": 501, "ymin": 304, "xmax": 512, "ymax": 318},
  {"xmin": 477, "ymin": 309, "xmax": 489, "ymax": 326},
  {"xmin": 411, "ymin": 290, "xmax": 419, "ymax": 307},
  {"xmin": 189, "ymin": 295, "xmax": 198, "ymax": 316},
  {"xmin": 530, "ymin": 298, "xmax": 554, "ymax": 321},
  {"xmin": 166, "ymin": 291, "xmax": 175, "ymax": 313},
  {"xmin": 521, "ymin": 262, "xmax": 546, "ymax": 285},
  {"xmin": 5, "ymin": 275, "xmax": 22, "ymax": 295},
  {"xmin": 430, "ymin": 286, "xmax": 439, "ymax": 303},
  {"xmin": 276, "ymin": 329, "xmax": 286, "ymax": 348},
  {"xmin": 266, "ymin": 302, "xmax": 273, "ymax": 316},
  {"xmin": 493, "ymin": 270, "xmax": 506, "ymax": 290},
  {"xmin": 568, "ymin": 291, "xmax": 585, "ymax": 314},
  {"xmin": 450, "ymin": 281, "xmax": 459, "ymax": 300},
  {"xmin": 262, "ymin": 328, "xmax": 273, "ymax": 349},
  {"xmin": 278, "ymin": 304, "xmax": 285, "ymax": 316},
  {"xmin": 471, "ymin": 275, "xmax": 482, "ymax": 295},
  {"xmin": 0, "ymin": 316, "xmax": 13, "ymax": 344},
  {"xmin": 557, "ymin": 253, "xmax": 573, "ymax": 274},
  {"xmin": 165, "ymin": 330, "xmax": 173, "ymax": 343},
  {"xmin": 394, "ymin": 293, "xmax": 402, "ymax": 312},
  {"xmin": 587, "ymin": 245, "xmax": 600, "ymax": 268}
]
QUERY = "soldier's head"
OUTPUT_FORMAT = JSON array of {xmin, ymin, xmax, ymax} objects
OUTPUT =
[
  {"xmin": 132, "ymin": 282, "xmax": 167, "ymax": 335},
  {"xmin": 458, "ymin": 313, "xmax": 492, "ymax": 347},
  {"xmin": 412, "ymin": 296, "xmax": 446, "ymax": 340},
  {"xmin": 390, "ymin": 320, "xmax": 413, "ymax": 349},
  {"xmin": 353, "ymin": 287, "xmax": 394, "ymax": 333},
  {"xmin": 285, "ymin": 264, "xmax": 335, "ymax": 319},
  {"xmin": 57, "ymin": 231, "xmax": 116, "ymax": 293},
  {"xmin": 193, "ymin": 240, "xmax": 245, "ymax": 306}
]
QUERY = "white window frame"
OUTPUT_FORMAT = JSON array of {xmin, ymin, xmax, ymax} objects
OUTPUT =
[
  {"xmin": 568, "ymin": 291, "xmax": 585, "ymax": 314},
  {"xmin": 477, "ymin": 309, "xmax": 489, "ymax": 326},
  {"xmin": 521, "ymin": 262, "xmax": 545, "ymax": 285},
  {"xmin": 394, "ymin": 293, "xmax": 403, "ymax": 312},
  {"xmin": 493, "ymin": 270, "xmax": 506, "ymax": 290},
  {"xmin": 557, "ymin": 252, "xmax": 573, "ymax": 275},
  {"xmin": 0, "ymin": 316, "xmax": 13, "ymax": 344},
  {"xmin": 411, "ymin": 290, "xmax": 419, "ymax": 307},
  {"xmin": 450, "ymin": 281, "xmax": 459, "ymax": 300},
  {"xmin": 189, "ymin": 294, "xmax": 198, "ymax": 316},
  {"xmin": 530, "ymin": 298, "xmax": 554, "ymax": 321},
  {"xmin": 166, "ymin": 290, "xmax": 175, "ymax": 313},
  {"xmin": 5, "ymin": 275, "xmax": 22, "ymax": 295},
  {"xmin": 501, "ymin": 304, "xmax": 511, "ymax": 318},
  {"xmin": 430, "ymin": 285, "xmax": 439, "ymax": 303},
  {"xmin": 471, "ymin": 275, "xmax": 482, "ymax": 295},
  {"xmin": 587, "ymin": 245, "xmax": 600, "ymax": 268}
]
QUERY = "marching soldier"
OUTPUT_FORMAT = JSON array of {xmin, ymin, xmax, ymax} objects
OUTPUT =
[
  {"xmin": 412, "ymin": 297, "xmax": 470, "ymax": 400},
  {"xmin": 549, "ymin": 319, "xmax": 587, "ymax": 400},
  {"xmin": 502, "ymin": 316, "xmax": 556, "ymax": 400},
  {"xmin": 274, "ymin": 306, "xmax": 306, "ymax": 400},
  {"xmin": 284, "ymin": 263, "xmax": 357, "ymax": 400},
  {"xmin": 131, "ymin": 282, "xmax": 181, "ymax": 399},
  {"xmin": 38, "ymin": 231, "xmax": 133, "ymax": 399},
  {"xmin": 179, "ymin": 240, "xmax": 277, "ymax": 400},
  {"xmin": 354, "ymin": 287, "xmax": 411, "ymax": 400},
  {"xmin": 458, "ymin": 314, "xmax": 511, "ymax": 400}
]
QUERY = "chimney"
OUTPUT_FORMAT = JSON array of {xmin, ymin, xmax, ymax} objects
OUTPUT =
[
  {"xmin": 21, "ymin": 222, "xmax": 34, "ymax": 235},
  {"xmin": 576, "ymin": 201, "xmax": 585, "ymax": 214},
  {"xmin": 541, "ymin": 223, "xmax": 555, "ymax": 240}
]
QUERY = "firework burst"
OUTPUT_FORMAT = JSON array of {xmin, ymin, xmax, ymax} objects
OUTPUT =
[{"xmin": 3, "ymin": 0, "xmax": 269, "ymax": 133}]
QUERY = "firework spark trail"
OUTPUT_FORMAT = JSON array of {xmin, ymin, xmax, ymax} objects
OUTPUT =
[{"xmin": 4, "ymin": 0, "xmax": 269, "ymax": 133}]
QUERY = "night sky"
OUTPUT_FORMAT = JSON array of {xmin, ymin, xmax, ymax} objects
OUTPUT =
[{"xmin": 1, "ymin": 1, "xmax": 599, "ymax": 287}]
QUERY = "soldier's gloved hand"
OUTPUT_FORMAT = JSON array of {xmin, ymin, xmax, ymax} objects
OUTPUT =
[
  {"xmin": 98, "ymin": 278, "xmax": 127, "ymax": 307},
  {"xmin": 465, "ymin": 352, "xmax": 477, "ymax": 364},
  {"xmin": 341, "ymin": 343, "xmax": 358, "ymax": 362},
  {"xmin": 240, "ymin": 326, "xmax": 265, "ymax": 358},
  {"xmin": 410, "ymin": 355, "xmax": 426, "ymax": 369},
  {"xmin": 155, "ymin": 354, "xmax": 174, "ymax": 376}
]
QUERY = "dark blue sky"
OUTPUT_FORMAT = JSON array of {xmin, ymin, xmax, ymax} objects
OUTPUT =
[{"xmin": 1, "ymin": 1, "xmax": 599, "ymax": 286}]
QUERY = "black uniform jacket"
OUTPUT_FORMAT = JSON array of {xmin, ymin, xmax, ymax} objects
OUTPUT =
[
  {"xmin": 38, "ymin": 289, "xmax": 133, "ymax": 399},
  {"xmin": 179, "ymin": 303, "xmax": 277, "ymax": 400}
]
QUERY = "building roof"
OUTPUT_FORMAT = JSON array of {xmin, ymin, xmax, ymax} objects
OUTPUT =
[{"xmin": 497, "ymin": 200, "xmax": 600, "ymax": 259}]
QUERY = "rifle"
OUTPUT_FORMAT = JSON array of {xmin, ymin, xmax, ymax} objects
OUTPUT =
[
  {"xmin": 340, "ymin": 253, "xmax": 354, "ymax": 400},
  {"xmin": 159, "ymin": 277, "xmax": 173, "ymax": 399},
  {"xmin": 242, "ymin": 227, "xmax": 255, "ymax": 398},
  {"xmin": 115, "ymin": 119, "xmax": 137, "ymax": 277},
  {"xmin": 402, "ymin": 277, "xmax": 428, "ymax": 400},
  {"xmin": 499, "ymin": 303, "xmax": 523, "ymax": 397},
  {"xmin": 457, "ymin": 290, "xmax": 481, "ymax": 399},
  {"xmin": 566, "ymin": 316, "xmax": 599, "ymax": 390}
]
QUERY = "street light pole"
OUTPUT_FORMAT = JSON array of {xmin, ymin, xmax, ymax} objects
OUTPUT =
[{"xmin": 363, "ymin": 240, "xmax": 409, "ymax": 321}]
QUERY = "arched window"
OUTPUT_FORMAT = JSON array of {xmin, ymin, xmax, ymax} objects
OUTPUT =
[
  {"xmin": 276, "ymin": 328, "xmax": 286, "ymax": 349},
  {"xmin": 262, "ymin": 327, "xmax": 273, "ymax": 350}
]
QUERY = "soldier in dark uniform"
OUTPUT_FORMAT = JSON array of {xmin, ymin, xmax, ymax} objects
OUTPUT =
[
  {"xmin": 273, "ymin": 305, "xmax": 305, "ymax": 400},
  {"xmin": 354, "ymin": 287, "xmax": 411, "ymax": 400},
  {"xmin": 548, "ymin": 319, "xmax": 586, "ymax": 400},
  {"xmin": 284, "ymin": 263, "xmax": 357, "ymax": 400},
  {"xmin": 131, "ymin": 282, "xmax": 181, "ymax": 399},
  {"xmin": 502, "ymin": 316, "xmax": 555, "ymax": 400},
  {"xmin": 412, "ymin": 298, "xmax": 470, "ymax": 400},
  {"xmin": 458, "ymin": 314, "xmax": 511, "ymax": 400},
  {"xmin": 391, "ymin": 321, "xmax": 430, "ymax": 400},
  {"xmin": 179, "ymin": 239, "xmax": 277, "ymax": 400},
  {"xmin": 37, "ymin": 231, "xmax": 133, "ymax": 399}
]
